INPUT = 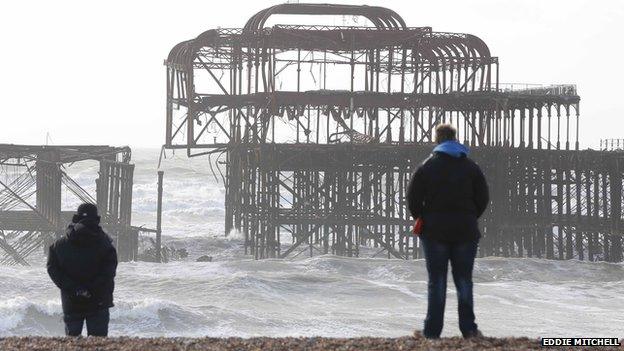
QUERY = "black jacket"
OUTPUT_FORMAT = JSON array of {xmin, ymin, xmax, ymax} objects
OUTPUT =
[
  {"xmin": 47, "ymin": 218, "xmax": 118, "ymax": 314},
  {"xmin": 407, "ymin": 151, "xmax": 489, "ymax": 243}
]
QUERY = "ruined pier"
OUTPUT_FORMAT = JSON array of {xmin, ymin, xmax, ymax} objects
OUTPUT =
[
  {"xmin": 164, "ymin": 3, "xmax": 623, "ymax": 262},
  {"xmin": 0, "ymin": 144, "xmax": 144, "ymax": 264}
]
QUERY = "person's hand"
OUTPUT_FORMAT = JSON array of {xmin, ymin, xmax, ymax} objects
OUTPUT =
[{"xmin": 75, "ymin": 288, "xmax": 92, "ymax": 299}]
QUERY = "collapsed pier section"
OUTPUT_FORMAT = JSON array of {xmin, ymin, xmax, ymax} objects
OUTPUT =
[{"xmin": 0, "ymin": 144, "xmax": 143, "ymax": 264}]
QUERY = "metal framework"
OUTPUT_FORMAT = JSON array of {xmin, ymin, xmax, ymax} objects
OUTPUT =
[
  {"xmin": 0, "ymin": 144, "xmax": 142, "ymax": 264},
  {"xmin": 164, "ymin": 3, "xmax": 623, "ymax": 262}
]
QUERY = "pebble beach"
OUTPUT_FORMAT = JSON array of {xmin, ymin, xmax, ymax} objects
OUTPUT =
[{"xmin": 2, "ymin": 334, "xmax": 623, "ymax": 351}]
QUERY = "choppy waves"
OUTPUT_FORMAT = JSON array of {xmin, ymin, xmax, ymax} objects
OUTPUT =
[
  {"xmin": 2, "ymin": 252, "xmax": 623, "ymax": 337},
  {"xmin": 2, "ymin": 149, "xmax": 623, "ymax": 338}
]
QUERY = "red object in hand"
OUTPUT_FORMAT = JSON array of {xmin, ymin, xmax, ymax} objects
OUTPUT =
[{"xmin": 412, "ymin": 217, "xmax": 423, "ymax": 236}]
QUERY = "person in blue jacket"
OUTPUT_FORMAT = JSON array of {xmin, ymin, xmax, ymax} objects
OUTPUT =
[{"xmin": 407, "ymin": 124, "xmax": 489, "ymax": 339}]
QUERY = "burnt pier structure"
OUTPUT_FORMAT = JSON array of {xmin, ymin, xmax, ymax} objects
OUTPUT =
[
  {"xmin": 0, "ymin": 145, "xmax": 142, "ymax": 264},
  {"xmin": 164, "ymin": 4, "xmax": 623, "ymax": 262}
]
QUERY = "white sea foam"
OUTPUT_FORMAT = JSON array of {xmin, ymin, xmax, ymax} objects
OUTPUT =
[
  {"xmin": 1, "ymin": 254, "xmax": 623, "ymax": 337},
  {"xmin": 0, "ymin": 298, "xmax": 61, "ymax": 336}
]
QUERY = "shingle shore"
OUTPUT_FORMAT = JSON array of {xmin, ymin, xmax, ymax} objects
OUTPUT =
[{"xmin": 1, "ymin": 334, "xmax": 622, "ymax": 351}]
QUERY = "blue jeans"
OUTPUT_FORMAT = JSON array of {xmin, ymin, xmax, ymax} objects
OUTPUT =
[
  {"xmin": 420, "ymin": 236, "xmax": 478, "ymax": 338},
  {"xmin": 63, "ymin": 308, "xmax": 110, "ymax": 336}
]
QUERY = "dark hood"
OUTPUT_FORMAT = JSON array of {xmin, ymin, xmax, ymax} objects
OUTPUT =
[{"xmin": 66, "ymin": 218, "xmax": 102, "ymax": 244}]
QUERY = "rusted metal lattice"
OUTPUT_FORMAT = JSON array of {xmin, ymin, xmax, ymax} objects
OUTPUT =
[
  {"xmin": 164, "ymin": 4, "xmax": 622, "ymax": 262},
  {"xmin": 0, "ymin": 145, "xmax": 140, "ymax": 264}
]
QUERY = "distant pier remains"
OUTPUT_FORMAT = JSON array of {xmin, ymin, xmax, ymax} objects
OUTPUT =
[
  {"xmin": 0, "ymin": 145, "xmax": 149, "ymax": 264},
  {"xmin": 163, "ymin": 4, "xmax": 623, "ymax": 262}
]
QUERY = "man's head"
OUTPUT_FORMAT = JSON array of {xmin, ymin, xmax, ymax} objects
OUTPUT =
[
  {"xmin": 73, "ymin": 203, "xmax": 100, "ymax": 223},
  {"xmin": 434, "ymin": 124, "xmax": 457, "ymax": 144}
]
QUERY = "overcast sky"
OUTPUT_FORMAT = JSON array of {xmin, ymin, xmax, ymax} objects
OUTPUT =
[{"xmin": 1, "ymin": 0, "xmax": 622, "ymax": 148}]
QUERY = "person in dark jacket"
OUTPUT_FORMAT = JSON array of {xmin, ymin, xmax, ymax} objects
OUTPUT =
[
  {"xmin": 47, "ymin": 203, "xmax": 117, "ymax": 337},
  {"xmin": 407, "ymin": 124, "xmax": 489, "ymax": 339}
]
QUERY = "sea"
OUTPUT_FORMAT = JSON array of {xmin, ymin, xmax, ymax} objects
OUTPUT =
[{"xmin": 0, "ymin": 149, "xmax": 622, "ymax": 338}]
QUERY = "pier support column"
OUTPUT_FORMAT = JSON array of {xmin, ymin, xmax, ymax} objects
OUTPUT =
[
  {"xmin": 97, "ymin": 160, "xmax": 135, "ymax": 261},
  {"xmin": 609, "ymin": 156, "xmax": 623, "ymax": 262},
  {"xmin": 36, "ymin": 150, "xmax": 62, "ymax": 237}
]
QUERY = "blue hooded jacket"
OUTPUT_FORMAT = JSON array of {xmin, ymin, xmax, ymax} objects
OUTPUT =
[
  {"xmin": 407, "ymin": 138, "xmax": 488, "ymax": 243},
  {"xmin": 432, "ymin": 140, "xmax": 469, "ymax": 158}
]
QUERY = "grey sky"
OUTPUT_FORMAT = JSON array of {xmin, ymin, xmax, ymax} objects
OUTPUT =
[{"xmin": 1, "ymin": 0, "xmax": 621, "ymax": 148}]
